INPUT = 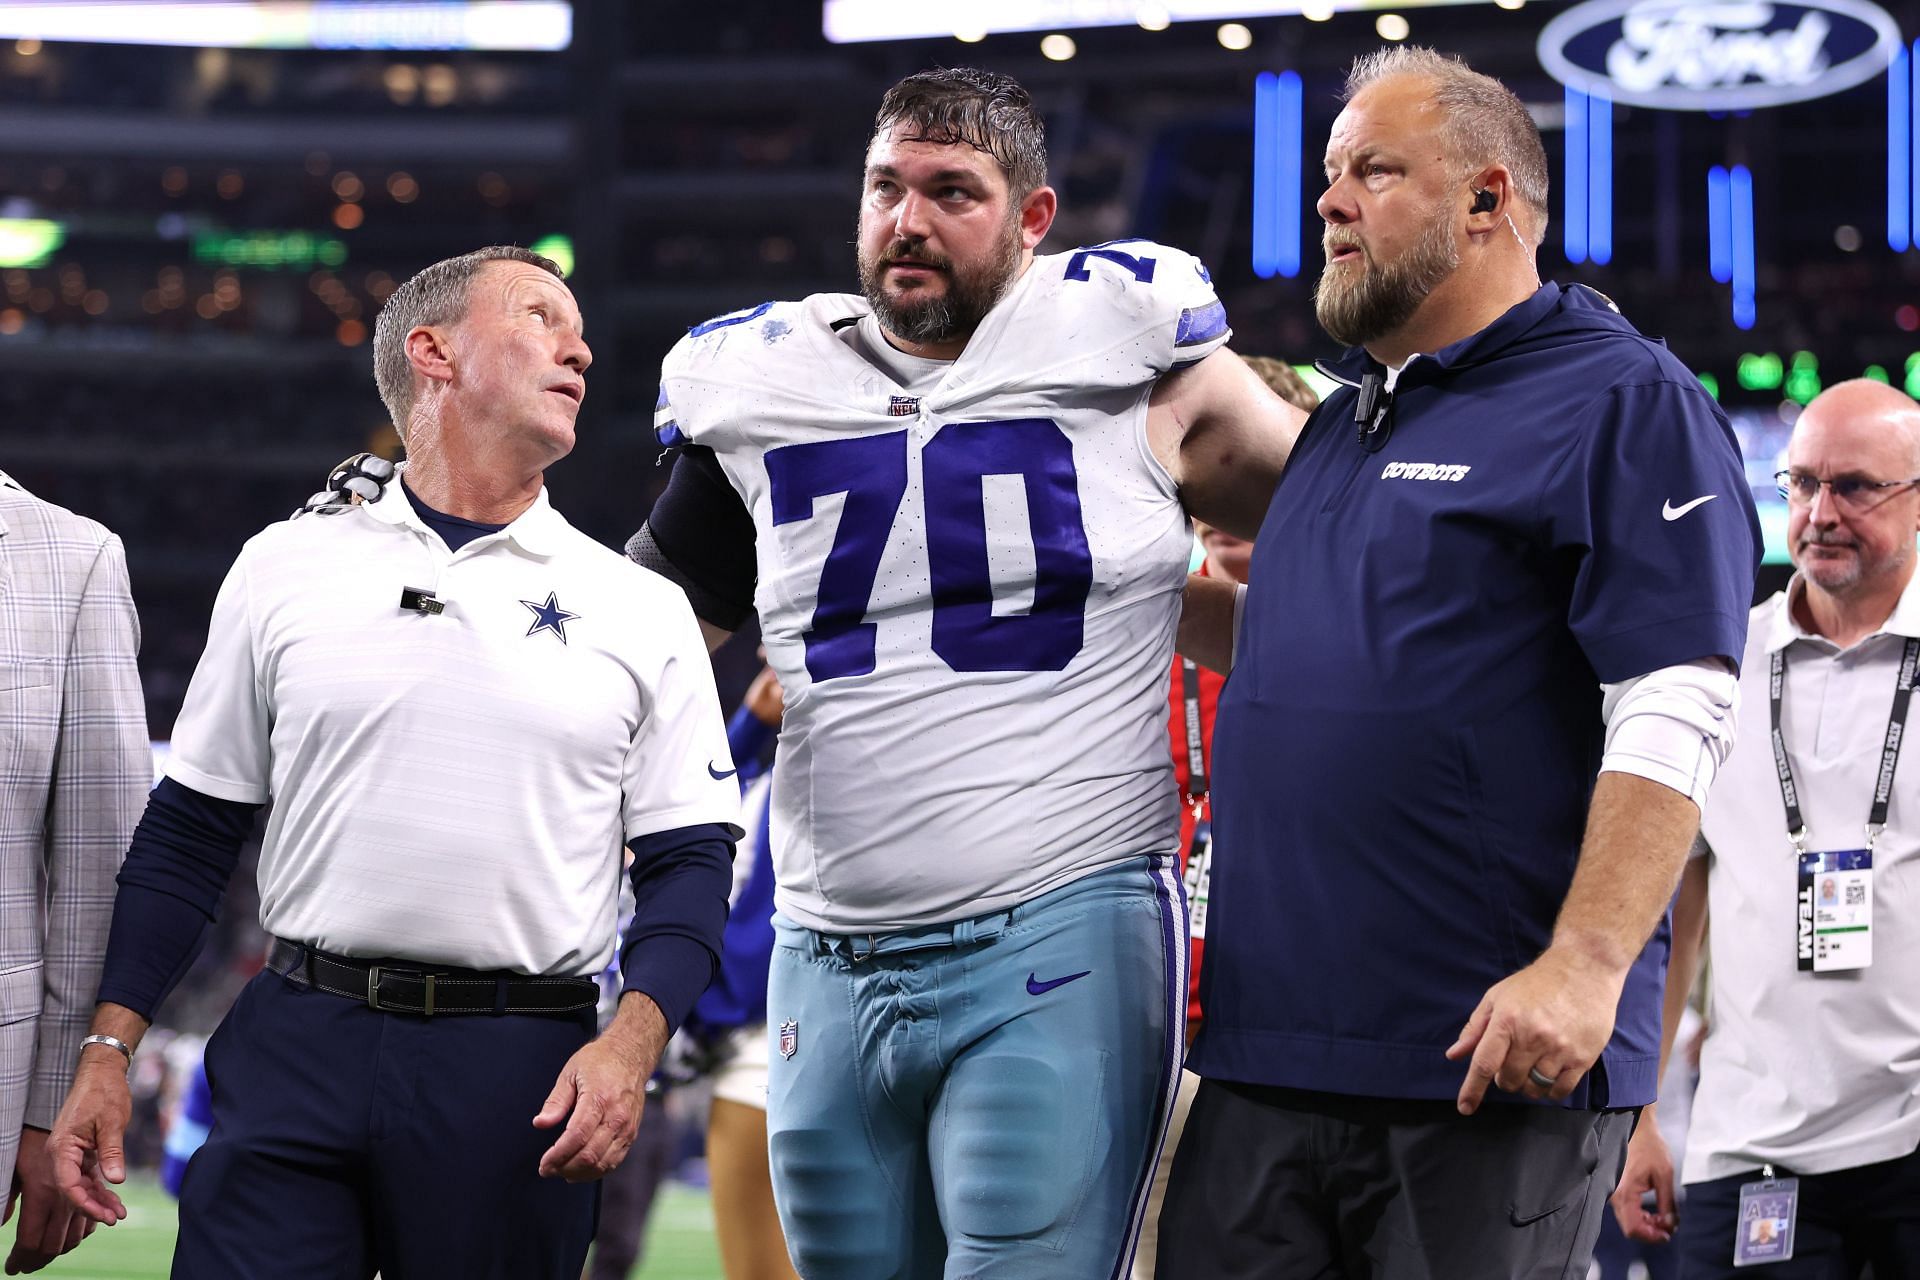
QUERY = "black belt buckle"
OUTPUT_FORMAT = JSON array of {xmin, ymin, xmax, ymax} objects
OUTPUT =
[{"xmin": 366, "ymin": 965, "xmax": 435, "ymax": 1017}]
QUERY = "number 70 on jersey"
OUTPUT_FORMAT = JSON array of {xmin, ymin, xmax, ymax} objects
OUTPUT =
[{"xmin": 764, "ymin": 417, "xmax": 1095, "ymax": 681}]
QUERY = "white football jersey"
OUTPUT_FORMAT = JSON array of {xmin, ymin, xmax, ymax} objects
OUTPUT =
[{"xmin": 660, "ymin": 240, "xmax": 1230, "ymax": 931}]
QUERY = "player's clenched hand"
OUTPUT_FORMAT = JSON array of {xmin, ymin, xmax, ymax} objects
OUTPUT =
[
  {"xmin": 45, "ymin": 1058, "xmax": 133, "ymax": 1227},
  {"xmin": 1444, "ymin": 945, "xmax": 1625, "ymax": 1114},
  {"xmin": 1609, "ymin": 1108, "xmax": 1679, "ymax": 1244},
  {"xmin": 533, "ymin": 992, "xmax": 669, "ymax": 1182}
]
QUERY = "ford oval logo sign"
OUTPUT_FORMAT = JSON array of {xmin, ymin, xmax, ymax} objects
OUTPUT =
[{"xmin": 1538, "ymin": 0, "xmax": 1902, "ymax": 111}]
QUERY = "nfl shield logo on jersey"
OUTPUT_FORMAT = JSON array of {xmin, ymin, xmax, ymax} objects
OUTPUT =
[
  {"xmin": 779, "ymin": 1019, "xmax": 799, "ymax": 1060},
  {"xmin": 887, "ymin": 395, "xmax": 919, "ymax": 417}
]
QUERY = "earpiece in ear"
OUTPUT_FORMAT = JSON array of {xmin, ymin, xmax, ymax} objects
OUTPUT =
[{"xmin": 1470, "ymin": 189, "xmax": 1497, "ymax": 215}]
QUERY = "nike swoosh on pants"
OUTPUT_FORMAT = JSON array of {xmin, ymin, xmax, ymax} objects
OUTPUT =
[{"xmin": 1025, "ymin": 970, "xmax": 1093, "ymax": 996}]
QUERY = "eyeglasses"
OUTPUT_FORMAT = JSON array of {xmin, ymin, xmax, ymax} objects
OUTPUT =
[{"xmin": 1774, "ymin": 469, "xmax": 1920, "ymax": 512}]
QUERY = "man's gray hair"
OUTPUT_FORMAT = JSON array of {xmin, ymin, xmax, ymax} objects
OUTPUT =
[
  {"xmin": 372, "ymin": 244, "xmax": 562, "ymax": 440},
  {"xmin": 1345, "ymin": 47, "xmax": 1550, "ymax": 246}
]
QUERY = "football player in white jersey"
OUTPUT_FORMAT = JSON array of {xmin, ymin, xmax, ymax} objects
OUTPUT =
[{"xmin": 624, "ymin": 68, "xmax": 1303, "ymax": 1278}]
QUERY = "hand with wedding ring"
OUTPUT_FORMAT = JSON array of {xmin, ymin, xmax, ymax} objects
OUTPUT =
[{"xmin": 1444, "ymin": 944, "xmax": 1628, "ymax": 1114}]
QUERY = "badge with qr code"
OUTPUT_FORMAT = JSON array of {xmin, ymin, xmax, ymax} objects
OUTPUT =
[
  {"xmin": 778, "ymin": 1019, "xmax": 799, "ymax": 1061},
  {"xmin": 1733, "ymin": 1176, "xmax": 1797, "ymax": 1266},
  {"xmin": 1796, "ymin": 849, "xmax": 1872, "ymax": 972}
]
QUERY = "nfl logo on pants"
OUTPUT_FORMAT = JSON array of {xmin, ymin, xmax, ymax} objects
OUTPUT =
[{"xmin": 779, "ymin": 1019, "xmax": 799, "ymax": 1060}]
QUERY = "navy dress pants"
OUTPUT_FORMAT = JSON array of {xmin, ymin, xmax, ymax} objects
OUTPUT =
[{"xmin": 172, "ymin": 968, "xmax": 598, "ymax": 1279}]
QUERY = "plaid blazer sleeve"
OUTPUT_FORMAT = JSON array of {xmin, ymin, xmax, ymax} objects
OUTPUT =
[{"xmin": 28, "ymin": 528, "xmax": 149, "ymax": 1127}]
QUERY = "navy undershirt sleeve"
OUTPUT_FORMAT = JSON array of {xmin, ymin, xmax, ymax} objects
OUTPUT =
[
  {"xmin": 97, "ymin": 777, "xmax": 262, "ymax": 1021},
  {"xmin": 621, "ymin": 821, "xmax": 738, "ymax": 1034}
]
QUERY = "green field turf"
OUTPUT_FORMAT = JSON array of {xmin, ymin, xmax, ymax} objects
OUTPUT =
[{"xmin": 5, "ymin": 1175, "xmax": 724, "ymax": 1279}]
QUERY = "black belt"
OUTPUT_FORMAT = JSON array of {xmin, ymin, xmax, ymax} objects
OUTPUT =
[{"xmin": 267, "ymin": 939, "xmax": 600, "ymax": 1018}]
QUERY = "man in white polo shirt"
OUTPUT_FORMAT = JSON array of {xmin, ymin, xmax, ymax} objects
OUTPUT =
[
  {"xmin": 1611, "ymin": 378, "xmax": 1920, "ymax": 1277},
  {"xmin": 45, "ymin": 246, "xmax": 741, "ymax": 1280}
]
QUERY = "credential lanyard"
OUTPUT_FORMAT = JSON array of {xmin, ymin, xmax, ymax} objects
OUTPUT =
[
  {"xmin": 1769, "ymin": 636, "xmax": 1920, "ymax": 851},
  {"xmin": 1179, "ymin": 659, "xmax": 1208, "ymax": 807}
]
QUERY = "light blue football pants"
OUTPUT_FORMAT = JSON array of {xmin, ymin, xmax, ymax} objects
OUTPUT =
[{"xmin": 766, "ymin": 855, "xmax": 1188, "ymax": 1280}]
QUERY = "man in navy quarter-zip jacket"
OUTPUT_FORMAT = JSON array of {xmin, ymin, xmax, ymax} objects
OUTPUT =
[{"xmin": 1163, "ymin": 47, "xmax": 1760, "ymax": 1278}]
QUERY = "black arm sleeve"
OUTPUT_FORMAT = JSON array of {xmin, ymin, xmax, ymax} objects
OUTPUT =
[
  {"xmin": 96, "ymin": 777, "xmax": 262, "ymax": 1020},
  {"xmin": 625, "ymin": 445, "xmax": 758, "ymax": 631}
]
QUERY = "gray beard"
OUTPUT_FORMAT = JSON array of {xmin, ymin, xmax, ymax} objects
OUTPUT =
[
  {"xmin": 1798, "ymin": 532, "xmax": 1911, "ymax": 596},
  {"xmin": 1314, "ymin": 210, "xmax": 1460, "ymax": 348}
]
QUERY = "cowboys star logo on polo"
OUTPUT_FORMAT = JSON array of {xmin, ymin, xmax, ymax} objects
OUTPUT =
[{"xmin": 520, "ymin": 592, "xmax": 579, "ymax": 644}]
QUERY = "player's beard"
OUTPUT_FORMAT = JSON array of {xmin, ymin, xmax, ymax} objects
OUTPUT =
[
  {"xmin": 1314, "ymin": 201, "xmax": 1460, "ymax": 349},
  {"xmin": 859, "ymin": 213, "xmax": 1023, "ymax": 347}
]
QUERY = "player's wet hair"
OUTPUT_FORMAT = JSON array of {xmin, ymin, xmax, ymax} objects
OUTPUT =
[
  {"xmin": 373, "ymin": 244, "xmax": 563, "ymax": 440},
  {"xmin": 872, "ymin": 67, "xmax": 1048, "ymax": 197}
]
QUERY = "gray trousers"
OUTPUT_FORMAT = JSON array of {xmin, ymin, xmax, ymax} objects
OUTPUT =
[{"xmin": 1158, "ymin": 1080, "xmax": 1634, "ymax": 1279}]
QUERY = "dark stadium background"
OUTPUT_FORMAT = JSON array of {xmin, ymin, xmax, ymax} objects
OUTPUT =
[
  {"xmin": 3, "ymin": 2, "xmax": 1910, "ymax": 1271},
  {"xmin": 7, "ymin": 0, "xmax": 1900, "ymax": 739}
]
